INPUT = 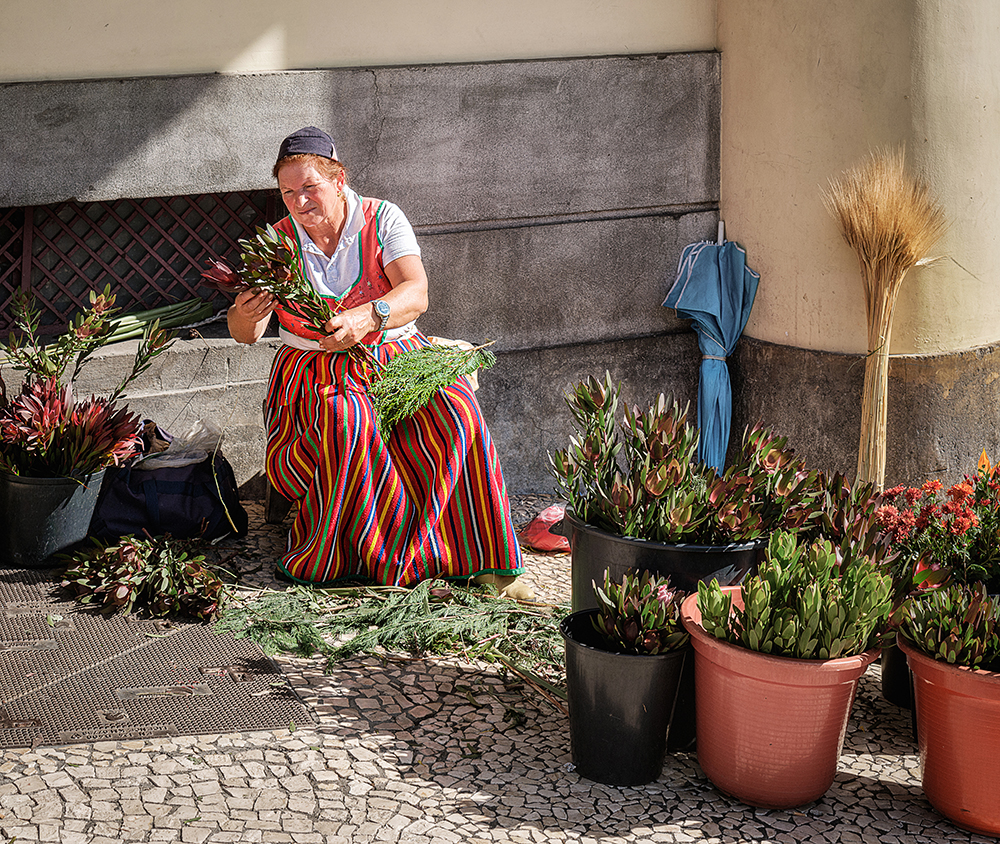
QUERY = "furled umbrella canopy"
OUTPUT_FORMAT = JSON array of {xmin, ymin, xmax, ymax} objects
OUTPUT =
[{"xmin": 663, "ymin": 236, "xmax": 760, "ymax": 474}]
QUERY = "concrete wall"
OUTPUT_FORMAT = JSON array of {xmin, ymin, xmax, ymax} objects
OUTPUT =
[
  {"xmin": 718, "ymin": 0, "xmax": 1000, "ymax": 487},
  {"xmin": 32, "ymin": 54, "xmax": 720, "ymax": 494},
  {"xmin": 731, "ymin": 337, "xmax": 1000, "ymax": 489},
  {"xmin": 0, "ymin": 0, "xmax": 715, "ymax": 82}
]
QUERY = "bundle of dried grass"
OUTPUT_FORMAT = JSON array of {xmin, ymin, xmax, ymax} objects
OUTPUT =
[{"xmin": 824, "ymin": 147, "xmax": 946, "ymax": 490}]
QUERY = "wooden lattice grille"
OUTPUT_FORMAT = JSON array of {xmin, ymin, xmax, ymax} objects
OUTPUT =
[{"xmin": 0, "ymin": 191, "xmax": 277, "ymax": 336}]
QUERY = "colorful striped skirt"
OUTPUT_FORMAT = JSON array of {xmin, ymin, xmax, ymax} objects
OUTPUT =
[{"xmin": 264, "ymin": 333, "xmax": 524, "ymax": 586}]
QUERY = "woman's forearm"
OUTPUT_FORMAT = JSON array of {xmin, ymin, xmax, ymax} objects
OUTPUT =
[{"xmin": 376, "ymin": 278, "xmax": 428, "ymax": 329}]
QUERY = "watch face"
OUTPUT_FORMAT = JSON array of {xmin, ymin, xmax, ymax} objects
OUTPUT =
[{"xmin": 375, "ymin": 300, "xmax": 390, "ymax": 318}]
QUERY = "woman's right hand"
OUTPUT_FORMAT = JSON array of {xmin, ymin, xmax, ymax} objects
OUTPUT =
[
  {"xmin": 234, "ymin": 289, "xmax": 277, "ymax": 322},
  {"xmin": 228, "ymin": 289, "xmax": 276, "ymax": 344}
]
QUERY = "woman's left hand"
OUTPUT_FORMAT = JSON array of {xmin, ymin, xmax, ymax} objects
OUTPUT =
[
  {"xmin": 318, "ymin": 305, "xmax": 377, "ymax": 352},
  {"xmin": 316, "ymin": 254, "xmax": 429, "ymax": 352}
]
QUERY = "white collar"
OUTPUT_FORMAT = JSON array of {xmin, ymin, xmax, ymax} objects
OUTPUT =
[{"xmin": 290, "ymin": 186, "xmax": 364, "ymax": 255}]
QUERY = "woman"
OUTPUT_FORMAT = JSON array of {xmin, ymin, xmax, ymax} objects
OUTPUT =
[{"xmin": 228, "ymin": 127, "xmax": 530, "ymax": 599}]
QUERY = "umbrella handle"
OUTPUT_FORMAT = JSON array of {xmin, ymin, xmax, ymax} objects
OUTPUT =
[{"xmin": 717, "ymin": 220, "xmax": 726, "ymax": 245}]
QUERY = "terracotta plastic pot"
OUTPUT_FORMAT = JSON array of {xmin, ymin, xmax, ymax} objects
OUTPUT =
[
  {"xmin": 561, "ymin": 608, "xmax": 688, "ymax": 786},
  {"xmin": 680, "ymin": 588, "xmax": 879, "ymax": 809},
  {"xmin": 898, "ymin": 636, "xmax": 1000, "ymax": 837}
]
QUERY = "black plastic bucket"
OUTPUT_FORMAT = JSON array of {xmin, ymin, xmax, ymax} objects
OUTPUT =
[
  {"xmin": 0, "ymin": 470, "xmax": 106, "ymax": 568},
  {"xmin": 561, "ymin": 608, "xmax": 688, "ymax": 786},
  {"xmin": 563, "ymin": 513, "xmax": 762, "ymax": 753},
  {"xmin": 564, "ymin": 512, "xmax": 763, "ymax": 613},
  {"xmin": 881, "ymin": 641, "xmax": 914, "ymax": 709}
]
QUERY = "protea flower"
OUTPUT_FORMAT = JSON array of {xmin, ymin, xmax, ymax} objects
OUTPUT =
[{"xmin": 199, "ymin": 259, "xmax": 246, "ymax": 293}]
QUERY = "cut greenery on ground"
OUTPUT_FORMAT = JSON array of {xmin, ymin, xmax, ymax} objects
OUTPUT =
[
  {"xmin": 55, "ymin": 535, "xmax": 569, "ymax": 709},
  {"xmin": 214, "ymin": 580, "xmax": 569, "ymax": 708}
]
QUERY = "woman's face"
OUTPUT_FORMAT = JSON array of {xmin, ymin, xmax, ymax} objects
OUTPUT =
[{"xmin": 277, "ymin": 159, "xmax": 345, "ymax": 232}]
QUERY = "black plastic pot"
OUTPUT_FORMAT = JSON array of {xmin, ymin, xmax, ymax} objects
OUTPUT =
[
  {"xmin": 564, "ymin": 512, "xmax": 763, "ymax": 613},
  {"xmin": 0, "ymin": 470, "xmax": 106, "ymax": 568},
  {"xmin": 881, "ymin": 640, "xmax": 914, "ymax": 709},
  {"xmin": 563, "ymin": 512, "xmax": 762, "ymax": 753},
  {"xmin": 561, "ymin": 608, "xmax": 688, "ymax": 786}
]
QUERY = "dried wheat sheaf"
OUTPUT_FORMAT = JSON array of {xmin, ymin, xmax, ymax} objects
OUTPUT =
[{"xmin": 824, "ymin": 147, "xmax": 946, "ymax": 490}]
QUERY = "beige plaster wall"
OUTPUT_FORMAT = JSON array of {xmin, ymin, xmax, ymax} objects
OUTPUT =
[
  {"xmin": 0, "ymin": 0, "xmax": 715, "ymax": 83},
  {"xmin": 719, "ymin": 0, "xmax": 1000, "ymax": 356}
]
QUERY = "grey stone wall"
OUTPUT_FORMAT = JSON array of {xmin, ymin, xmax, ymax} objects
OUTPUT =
[
  {"xmin": 3, "ymin": 53, "xmax": 720, "ymax": 494},
  {"xmin": 731, "ymin": 336, "xmax": 1000, "ymax": 489}
]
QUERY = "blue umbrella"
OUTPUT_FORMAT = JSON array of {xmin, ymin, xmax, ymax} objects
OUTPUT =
[{"xmin": 663, "ymin": 228, "xmax": 760, "ymax": 474}]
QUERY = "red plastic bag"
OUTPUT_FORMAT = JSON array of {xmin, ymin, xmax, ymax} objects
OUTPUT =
[{"xmin": 520, "ymin": 504, "xmax": 570, "ymax": 552}]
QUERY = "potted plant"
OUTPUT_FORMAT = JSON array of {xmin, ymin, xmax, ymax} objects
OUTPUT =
[
  {"xmin": 549, "ymin": 372, "xmax": 885, "ymax": 750},
  {"xmin": 548, "ymin": 372, "xmax": 875, "ymax": 609},
  {"xmin": 560, "ymin": 567, "xmax": 690, "ymax": 786},
  {"xmin": 874, "ymin": 450, "xmax": 1000, "ymax": 706},
  {"xmin": 680, "ymin": 530, "xmax": 892, "ymax": 808},
  {"xmin": 897, "ymin": 582, "xmax": 1000, "ymax": 836},
  {"xmin": 0, "ymin": 286, "xmax": 173, "ymax": 567}
]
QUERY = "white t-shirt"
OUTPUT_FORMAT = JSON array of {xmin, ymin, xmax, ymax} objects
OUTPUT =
[{"xmin": 279, "ymin": 186, "xmax": 421, "ymax": 349}]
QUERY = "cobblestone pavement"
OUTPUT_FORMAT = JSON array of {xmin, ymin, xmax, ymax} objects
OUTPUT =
[{"xmin": 0, "ymin": 497, "xmax": 992, "ymax": 843}]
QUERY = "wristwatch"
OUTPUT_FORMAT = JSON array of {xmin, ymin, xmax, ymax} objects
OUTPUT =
[{"xmin": 373, "ymin": 299, "xmax": 390, "ymax": 331}]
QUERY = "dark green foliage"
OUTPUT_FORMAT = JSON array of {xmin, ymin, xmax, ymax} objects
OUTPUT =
[
  {"xmin": 550, "ymin": 372, "xmax": 887, "ymax": 556},
  {"xmin": 592, "ymin": 569, "xmax": 689, "ymax": 655},
  {"xmin": 60, "ymin": 535, "xmax": 226, "ymax": 621},
  {"xmin": 370, "ymin": 344, "xmax": 497, "ymax": 430},
  {"xmin": 0, "ymin": 286, "xmax": 176, "ymax": 478},
  {"xmin": 901, "ymin": 582, "xmax": 1000, "ymax": 669},
  {"xmin": 698, "ymin": 530, "xmax": 892, "ymax": 659}
]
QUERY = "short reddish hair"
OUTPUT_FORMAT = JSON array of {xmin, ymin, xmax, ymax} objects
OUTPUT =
[{"xmin": 272, "ymin": 154, "xmax": 348, "ymax": 184}]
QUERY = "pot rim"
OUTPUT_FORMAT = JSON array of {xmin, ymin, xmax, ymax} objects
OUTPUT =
[
  {"xmin": 564, "ymin": 510, "xmax": 765, "ymax": 554},
  {"xmin": 898, "ymin": 633, "xmax": 1000, "ymax": 694},
  {"xmin": 0, "ymin": 468, "xmax": 106, "ymax": 486},
  {"xmin": 680, "ymin": 588, "xmax": 880, "ymax": 677}
]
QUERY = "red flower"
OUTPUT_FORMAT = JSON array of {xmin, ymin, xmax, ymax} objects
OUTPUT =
[
  {"xmin": 200, "ymin": 259, "xmax": 247, "ymax": 292},
  {"xmin": 947, "ymin": 481, "xmax": 975, "ymax": 504}
]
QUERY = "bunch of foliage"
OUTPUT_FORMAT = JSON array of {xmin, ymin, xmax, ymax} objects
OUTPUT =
[
  {"xmin": 697, "ymin": 531, "xmax": 892, "ymax": 659},
  {"xmin": 0, "ymin": 286, "xmax": 175, "ymax": 478},
  {"xmin": 901, "ymin": 581, "xmax": 1000, "ymax": 669},
  {"xmin": 60, "ymin": 534, "xmax": 226, "ymax": 621},
  {"xmin": 549, "ymin": 372, "xmax": 885, "ymax": 549},
  {"xmin": 203, "ymin": 226, "xmax": 494, "ymax": 429},
  {"xmin": 201, "ymin": 224, "xmax": 338, "ymax": 335},
  {"xmin": 370, "ymin": 342, "xmax": 496, "ymax": 429},
  {"xmin": 875, "ymin": 452, "xmax": 1000, "ymax": 597},
  {"xmin": 0, "ymin": 377, "xmax": 142, "ymax": 477},
  {"xmin": 591, "ymin": 568, "xmax": 689, "ymax": 655}
]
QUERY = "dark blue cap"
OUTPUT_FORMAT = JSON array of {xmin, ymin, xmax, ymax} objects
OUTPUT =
[{"xmin": 276, "ymin": 127, "xmax": 338, "ymax": 164}]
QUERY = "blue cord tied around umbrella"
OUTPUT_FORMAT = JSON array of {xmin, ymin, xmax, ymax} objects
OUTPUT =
[{"xmin": 663, "ymin": 232, "xmax": 760, "ymax": 475}]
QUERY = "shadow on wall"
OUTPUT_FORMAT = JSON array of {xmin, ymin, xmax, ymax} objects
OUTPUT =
[{"xmin": 3, "ymin": 53, "xmax": 721, "ymax": 495}]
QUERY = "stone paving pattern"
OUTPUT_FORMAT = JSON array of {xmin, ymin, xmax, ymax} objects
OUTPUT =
[{"xmin": 0, "ymin": 497, "xmax": 993, "ymax": 843}]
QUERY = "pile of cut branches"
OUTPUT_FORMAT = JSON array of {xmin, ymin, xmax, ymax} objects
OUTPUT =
[{"xmin": 214, "ymin": 580, "xmax": 569, "ymax": 708}]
